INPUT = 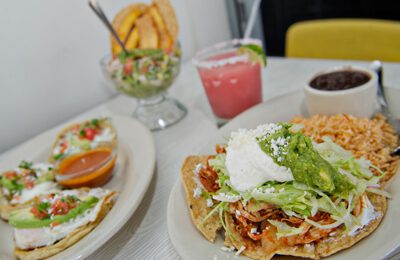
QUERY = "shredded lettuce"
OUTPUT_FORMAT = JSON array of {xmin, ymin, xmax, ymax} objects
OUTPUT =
[
  {"xmin": 203, "ymin": 135, "xmax": 389, "ymax": 236},
  {"xmin": 314, "ymin": 137, "xmax": 381, "ymax": 182},
  {"xmin": 268, "ymin": 219, "xmax": 304, "ymax": 239}
]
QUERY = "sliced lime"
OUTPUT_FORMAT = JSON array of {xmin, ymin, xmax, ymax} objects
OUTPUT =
[{"xmin": 237, "ymin": 44, "xmax": 267, "ymax": 67}]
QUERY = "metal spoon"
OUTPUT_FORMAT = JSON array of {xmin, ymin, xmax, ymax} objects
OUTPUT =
[
  {"xmin": 370, "ymin": 60, "xmax": 400, "ymax": 156},
  {"xmin": 88, "ymin": 0, "xmax": 128, "ymax": 54}
]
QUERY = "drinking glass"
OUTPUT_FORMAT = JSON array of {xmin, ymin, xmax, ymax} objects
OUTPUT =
[{"xmin": 193, "ymin": 39, "xmax": 263, "ymax": 124}]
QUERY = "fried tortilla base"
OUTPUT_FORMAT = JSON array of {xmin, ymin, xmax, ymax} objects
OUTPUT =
[
  {"xmin": 14, "ymin": 191, "xmax": 117, "ymax": 260},
  {"xmin": 224, "ymin": 193, "xmax": 386, "ymax": 260},
  {"xmin": 181, "ymin": 156, "xmax": 221, "ymax": 242}
]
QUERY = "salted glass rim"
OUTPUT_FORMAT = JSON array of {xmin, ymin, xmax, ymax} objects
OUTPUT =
[{"xmin": 192, "ymin": 38, "xmax": 263, "ymax": 69}]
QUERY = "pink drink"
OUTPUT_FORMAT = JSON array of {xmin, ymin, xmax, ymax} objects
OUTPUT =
[{"xmin": 196, "ymin": 51, "xmax": 262, "ymax": 119}]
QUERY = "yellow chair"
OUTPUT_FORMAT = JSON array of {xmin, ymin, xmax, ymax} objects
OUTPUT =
[{"xmin": 286, "ymin": 19, "xmax": 400, "ymax": 62}]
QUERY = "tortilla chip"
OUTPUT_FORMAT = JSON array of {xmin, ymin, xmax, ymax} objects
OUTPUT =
[
  {"xmin": 136, "ymin": 13, "xmax": 159, "ymax": 49},
  {"xmin": 224, "ymin": 193, "xmax": 387, "ymax": 259},
  {"xmin": 153, "ymin": 0, "xmax": 178, "ymax": 43},
  {"xmin": 111, "ymin": 3, "xmax": 148, "ymax": 56},
  {"xmin": 49, "ymin": 118, "xmax": 117, "ymax": 163},
  {"xmin": 14, "ymin": 191, "xmax": 117, "ymax": 260},
  {"xmin": 181, "ymin": 156, "xmax": 221, "ymax": 242}
]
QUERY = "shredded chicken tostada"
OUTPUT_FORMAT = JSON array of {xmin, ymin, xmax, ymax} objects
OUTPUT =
[{"xmin": 181, "ymin": 115, "xmax": 399, "ymax": 259}]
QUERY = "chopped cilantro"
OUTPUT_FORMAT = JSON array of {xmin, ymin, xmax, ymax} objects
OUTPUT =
[
  {"xmin": 79, "ymin": 129, "xmax": 85, "ymax": 137},
  {"xmin": 67, "ymin": 195, "xmax": 79, "ymax": 203},
  {"xmin": 53, "ymin": 154, "xmax": 64, "ymax": 161},
  {"xmin": 91, "ymin": 118, "xmax": 99, "ymax": 126},
  {"xmin": 11, "ymin": 180, "xmax": 24, "ymax": 193},
  {"xmin": 19, "ymin": 161, "xmax": 33, "ymax": 169},
  {"xmin": 37, "ymin": 201, "xmax": 51, "ymax": 212}
]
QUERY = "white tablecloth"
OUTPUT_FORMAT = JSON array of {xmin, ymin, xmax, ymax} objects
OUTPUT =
[{"xmin": 2, "ymin": 57, "xmax": 400, "ymax": 259}]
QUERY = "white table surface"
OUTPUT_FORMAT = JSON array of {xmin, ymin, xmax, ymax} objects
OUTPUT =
[{"xmin": 2, "ymin": 57, "xmax": 400, "ymax": 260}]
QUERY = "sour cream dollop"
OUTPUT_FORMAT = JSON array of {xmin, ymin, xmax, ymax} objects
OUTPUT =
[{"xmin": 225, "ymin": 124, "xmax": 293, "ymax": 192}]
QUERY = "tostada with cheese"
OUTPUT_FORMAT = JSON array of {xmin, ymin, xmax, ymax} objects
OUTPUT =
[
  {"xmin": 50, "ymin": 118, "xmax": 118, "ymax": 188},
  {"xmin": 9, "ymin": 187, "xmax": 117, "ymax": 260},
  {"xmin": 181, "ymin": 117, "xmax": 399, "ymax": 259},
  {"xmin": 50, "ymin": 118, "xmax": 117, "ymax": 163},
  {"xmin": 0, "ymin": 161, "xmax": 59, "ymax": 220}
]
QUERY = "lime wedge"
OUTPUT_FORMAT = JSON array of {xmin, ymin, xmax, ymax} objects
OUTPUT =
[{"xmin": 237, "ymin": 44, "xmax": 267, "ymax": 67}]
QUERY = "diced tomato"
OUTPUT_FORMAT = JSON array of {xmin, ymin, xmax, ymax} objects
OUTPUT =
[
  {"xmin": 24, "ymin": 179, "xmax": 35, "ymax": 189},
  {"xmin": 215, "ymin": 144, "xmax": 226, "ymax": 154},
  {"xmin": 50, "ymin": 221, "xmax": 60, "ymax": 228},
  {"xmin": 31, "ymin": 206, "xmax": 48, "ymax": 219},
  {"xmin": 50, "ymin": 199, "xmax": 76, "ymax": 216},
  {"xmin": 83, "ymin": 128, "xmax": 98, "ymax": 141},
  {"xmin": 3, "ymin": 171, "xmax": 17, "ymax": 179},
  {"xmin": 123, "ymin": 59, "xmax": 133, "ymax": 76}
]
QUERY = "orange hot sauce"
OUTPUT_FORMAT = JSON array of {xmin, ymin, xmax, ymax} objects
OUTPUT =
[{"xmin": 56, "ymin": 147, "xmax": 116, "ymax": 188}]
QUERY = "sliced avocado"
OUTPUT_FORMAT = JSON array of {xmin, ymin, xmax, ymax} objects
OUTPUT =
[{"xmin": 9, "ymin": 196, "xmax": 99, "ymax": 229}]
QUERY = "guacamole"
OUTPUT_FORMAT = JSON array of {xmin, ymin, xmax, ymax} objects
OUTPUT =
[{"xmin": 258, "ymin": 123, "xmax": 354, "ymax": 196}]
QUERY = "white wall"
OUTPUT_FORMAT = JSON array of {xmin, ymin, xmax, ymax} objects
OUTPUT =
[{"xmin": 0, "ymin": 0, "xmax": 231, "ymax": 153}]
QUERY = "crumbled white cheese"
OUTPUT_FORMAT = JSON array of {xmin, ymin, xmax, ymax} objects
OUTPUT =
[
  {"xmin": 221, "ymin": 246, "xmax": 235, "ymax": 252},
  {"xmin": 235, "ymin": 246, "xmax": 246, "ymax": 256},
  {"xmin": 250, "ymin": 227, "xmax": 257, "ymax": 234},
  {"xmin": 235, "ymin": 210, "xmax": 241, "ymax": 217},
  {"xmin": 193, "ymin": 187, "xmax": 202, "ymax": 198},
  {"xmin": 252, "ymin": 187, "xmax": 276, "ymax": 197},
  {"xmin": 212, "ymin": 193, "xmax": 241, "ymax": 203},
  {"xmin": 206, "ymin": 198, "xmax": 213, "ymax": 207}
]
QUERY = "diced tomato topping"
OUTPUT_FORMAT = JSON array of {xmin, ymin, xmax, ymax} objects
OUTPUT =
[
  {"xmin": 215, "ymin": 144, "xmax": 226, "ymax": 154},
  {"xmin": 83, "ymin": 128, "xmax": 98, "ymax": 141},
  {"xmin": 3, "ymin": 171, "xmax": 17, "ymax": 179},
  {"xmin": 50, "ymin": 221, "xmax": 60, "ymax": 228},
  {"xmin": 31, "ymin": 206, "xmax": 49, "ymax": 219},
  {"xmin": 50, "ymin": 199, "xmax": 76, "ymax": 216},
  {"xmin": 60, "ymin": 140, "xmax": 68, "ymax": 153},
  {"xmin": 123, "ymin": 59, "xmax": 133, "ymax": 76},
  {"xmin": 24, "ymin": 179, "xmax": 35, "ymax": 189}
]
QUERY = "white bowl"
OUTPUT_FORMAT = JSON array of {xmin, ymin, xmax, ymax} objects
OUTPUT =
[
  {"xmin": 385, "ymin": 86, "xmax": 400, "ymax": 119},
  {"xmin": 304, "ymin": 66, "xmax": 377, "ymax": 118}
]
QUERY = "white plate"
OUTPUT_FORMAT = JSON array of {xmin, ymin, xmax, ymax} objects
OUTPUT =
[
  {"xmin": 0, "ymin": 115, "xmax": 155, "ymax": 260},
  {"xmin": 167, "ymin": 90, "xmax": 400, "ymax": 260}
]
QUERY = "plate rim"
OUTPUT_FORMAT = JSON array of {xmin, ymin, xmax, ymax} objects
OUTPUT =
[{"xmin": 0, "ymin": 115, "xmax": 156, "ymax": 259}]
